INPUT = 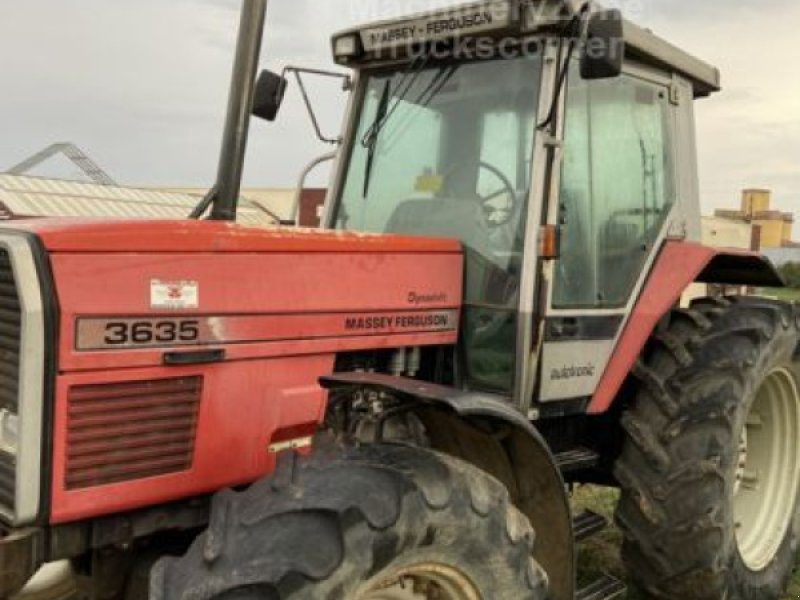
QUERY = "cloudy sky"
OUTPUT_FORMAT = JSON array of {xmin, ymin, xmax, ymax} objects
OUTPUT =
[{"xmin": 0, "ymin": 0, "xmax": 797, "ymax": 217}]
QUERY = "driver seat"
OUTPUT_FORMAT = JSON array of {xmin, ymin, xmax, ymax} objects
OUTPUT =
[{"xmin": 384, "ymin": 197, "xmax": 492, "ymax": 260}]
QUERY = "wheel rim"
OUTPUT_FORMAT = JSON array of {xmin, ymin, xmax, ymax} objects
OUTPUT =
[
  {"xmin": 733, "ymin": 367, "xmax": 800, "ymax": 572},
  {"xmin": 359, "ymin": 563, "xmax": 480, "ymax": 600},
  {"xmin": 12, "ymin": 562, "xmax": 76, "ymax": 600}
]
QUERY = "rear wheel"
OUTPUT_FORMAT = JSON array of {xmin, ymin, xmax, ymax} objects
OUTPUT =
[
  {"xmin": 153, "ymin": 442, "xmax": 549, "ymax": 600},
  {"xmin": 734, "ymin": 366, "xmax": 800, "ymax": 573},
  {"xmin": 615, "ymin": 296, "xmax": 800, "ymax": 599}
]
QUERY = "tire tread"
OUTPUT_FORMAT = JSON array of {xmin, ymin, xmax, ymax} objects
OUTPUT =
[{"xmin": 615, "ymin": 296, "xmax": 800, "ymax": 600}]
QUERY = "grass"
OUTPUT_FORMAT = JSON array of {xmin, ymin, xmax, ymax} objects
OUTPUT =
[
  {"xmin": 573, "ymin": 485, "xmax": 800, "ymax": 599},
  {"xmin": 758, "ymin": 287, "xmax": 800, "ymax": 303}
]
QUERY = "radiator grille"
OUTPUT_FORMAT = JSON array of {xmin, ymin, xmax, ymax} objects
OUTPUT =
[
  {"xmin": 66, "ymin": 377, "xmax": 202, "ymax": 490},
  {"xmin": 0, "ymin": 250, "xmax": 21, "ymax": 415},
  {"xmin": 0, "ymin": 250, "xmax": 20, "ymax": 513},
  {"xmin": 0, "ymin": 450, "xmax": 16, "ymax": 509}
]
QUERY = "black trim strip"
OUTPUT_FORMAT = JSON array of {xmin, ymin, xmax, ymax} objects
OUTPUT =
[
  {"xmin": 164, "ymin": 349, "xmax": 226, "ymax": 366},
  {"xmin": 544, "ymin": 315, "xmax": 623, "ymax": 342},
  {"xmin": 536, "ymin": 397, "xmax": 591, "ymax": 419},
  {"xmin": 74, "ymin": 323, "xmax": 458, "ymax": 353}
]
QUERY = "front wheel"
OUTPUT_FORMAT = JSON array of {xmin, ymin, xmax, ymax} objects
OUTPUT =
[
  {"xmin": 11, "ymin": 563, "xmax": 77, "ymax": 600},
  {"xmin": 615, "ymin": 296, "xmax": 800, "ymax": 599},
  {"xmin": 153, "ymin": 442, "xmax": 549, "ymax": 600}
]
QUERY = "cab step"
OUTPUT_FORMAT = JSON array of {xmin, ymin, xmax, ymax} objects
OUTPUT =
[
  {"xmin": 555, "ymin": 447, "xmax": 600, "ymax": 474},
  {"xmin": 576, "ymin": 574, "xmax": 627, "ymax": 600},
  {"xmin": 573, "ymin": 510, "xmax": 608, "ymax": 542}
]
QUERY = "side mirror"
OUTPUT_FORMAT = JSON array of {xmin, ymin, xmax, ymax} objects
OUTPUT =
[
  {"xmin": 580, "ymin": 10, "xmax": 625, "ymax": 80},
  {"xmin": 252, "ymin": 70, "xmax": 288, "ymax": 121}
]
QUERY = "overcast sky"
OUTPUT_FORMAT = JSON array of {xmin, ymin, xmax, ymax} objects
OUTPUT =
[{"xmin": 0, "ymin": 0, "xmax": 797, "ymax": 217}]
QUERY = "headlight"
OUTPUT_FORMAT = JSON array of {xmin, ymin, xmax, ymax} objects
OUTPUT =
[
  {"xmin": 333, "ymin": 34, "xmax": 363, "ymax": 63},
  {"xmin": 0, "ymin": 409, "xmax": 18, "ymax": 455}
]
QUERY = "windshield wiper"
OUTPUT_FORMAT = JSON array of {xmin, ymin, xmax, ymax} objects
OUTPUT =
[
  {"xmin": 360, "ymin": 53, "xmax": 434, "ymax": 197},
  {"xmin": 362, "ymin": 79, "xmax": 391, "ymax": 198}
]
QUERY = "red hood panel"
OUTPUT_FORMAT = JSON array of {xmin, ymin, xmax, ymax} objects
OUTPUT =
[
  {"xmin": 1, "ymin": 219, "xmax": 461, "ymax": 254},
  {"xmin": 28, "ymin": 218, "xmax": 464, "ymax": 373},
  {"xmin": 12, "ymin": 220, "xmax": 464, "ymax": 523}
]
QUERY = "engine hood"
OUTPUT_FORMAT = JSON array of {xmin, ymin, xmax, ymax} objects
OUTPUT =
[
  {"xmin": 0, "ymin": 218, "xmax": 461, "ymax": 255},
  {"xmin": 0, "ymin": 218, "xmax": 464, "ymax": 374}
]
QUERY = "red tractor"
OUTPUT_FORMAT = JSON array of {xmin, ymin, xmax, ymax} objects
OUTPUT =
[{"xmin": 2, "ymin": 1, "xmax": 798, "ymax": 599}]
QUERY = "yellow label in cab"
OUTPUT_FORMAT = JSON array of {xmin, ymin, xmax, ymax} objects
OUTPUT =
[{"xmin": 415, "ymin": 174, "xmax": 444, "ymax": 193}]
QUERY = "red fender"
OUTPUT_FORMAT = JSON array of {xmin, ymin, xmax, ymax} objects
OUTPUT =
[{"xmin": 587, "ymin": 240, "xmax": 783, "ymax": 415}]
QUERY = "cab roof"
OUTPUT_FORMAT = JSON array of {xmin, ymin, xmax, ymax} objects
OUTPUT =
[{"xmin": 333, "ymin": 0, "xmax": 721, "ymax": 98}]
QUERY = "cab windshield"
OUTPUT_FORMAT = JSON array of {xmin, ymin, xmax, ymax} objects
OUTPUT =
[{"xmin": 334, "ymin": 52, "xmax": 543, "ymax": 392}]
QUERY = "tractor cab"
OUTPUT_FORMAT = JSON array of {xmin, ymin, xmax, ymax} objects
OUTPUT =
[
  {"xmin": 319, "ymin": 0, "xmax": 721, "ymax": 406},
  {"xmin": 333, "ymin": 46, "xmax": 541, "ymax": 393}
]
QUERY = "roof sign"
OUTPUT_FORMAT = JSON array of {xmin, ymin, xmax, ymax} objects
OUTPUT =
[{"xmin": 360, "ymin": 0, "xmax": 515, "ymax": 52}]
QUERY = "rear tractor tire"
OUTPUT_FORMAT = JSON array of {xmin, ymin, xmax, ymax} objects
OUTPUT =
[
  {"xmin": 615, "ymin": 296, "xmax": 800, "ymax": 599},
  {"xmin": 153, "ymin": 442, "xmax": 549, "ymax": 600}
]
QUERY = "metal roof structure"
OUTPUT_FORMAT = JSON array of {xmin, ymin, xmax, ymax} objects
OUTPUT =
[
  {"xmin": 0, "ymin": 174, "xmax": 278, "ymax": 227},
  {"xmin": 7, "ymin": 143, "xmax": 117, "ymax": 186}
]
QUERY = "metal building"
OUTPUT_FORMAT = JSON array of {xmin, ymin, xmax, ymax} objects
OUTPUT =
[
  {"xmin": 715, "ymin": 189, "xmax": 795, "ymax": 249},
  {"xmin": 0, "ymin": 174, "xmax": 278, "ymax": 227}
]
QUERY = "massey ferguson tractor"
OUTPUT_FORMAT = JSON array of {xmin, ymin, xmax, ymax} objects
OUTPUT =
[{"xmin": 1, "ymin": 1, "xmax": 799, "ymax": 599}]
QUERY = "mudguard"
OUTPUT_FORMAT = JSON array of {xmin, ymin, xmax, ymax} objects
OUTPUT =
[
  {"xmin": 320, "ymin": 372, "xmax": 575, "ymax": 600},
  {"xmin": 589, "ymin": 241, "xmax": 783, "ymax": 415}
]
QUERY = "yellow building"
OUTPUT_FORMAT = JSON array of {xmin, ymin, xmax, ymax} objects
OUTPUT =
[
  {"xmin": 742, "ymin": 189, "xmax": 772, "ymax": 217},
  {"xmin": 715, "ymin": 189, "xmax": 794, "ymax": 250},
  {"xmin": 753, "ymin": 213, "xmax": 793, "ymax": 248},
  {"xmin": 783, "ymin": 219, "xmax": 794, "ymax": 245}
]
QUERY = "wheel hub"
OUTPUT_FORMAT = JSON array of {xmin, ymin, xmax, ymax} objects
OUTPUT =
[
  {"xmin": 734, "ymin": 424, "xmax": 751, "ymax": 496},
  {"xmin": 733, "ymin": 367, "xmax": 800, "ymax": 572},
  {"xmin": 360, "ymin": 563, "xmax": 480, "ymax": 600}
]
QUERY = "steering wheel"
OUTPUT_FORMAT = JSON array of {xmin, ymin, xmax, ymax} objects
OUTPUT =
[
  {"xmin": 439, "ymin": 160, "xmax": 518, "ymax": 228},
  {"xmin": 476, "ymin": 161, "xmax": 518, "ymax": 227},
  {"xmin": 436, "ymin": 161, "xmax": 520, "ymax": 345}
]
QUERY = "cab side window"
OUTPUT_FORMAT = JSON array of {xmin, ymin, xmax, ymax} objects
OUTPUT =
[{"xmin": 554, "ymin": 67, "xmax": 677, "ymax": 308}]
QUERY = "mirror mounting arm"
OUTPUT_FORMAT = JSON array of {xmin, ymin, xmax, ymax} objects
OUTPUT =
[{"xmin": 282, "ymin": 66, "xmax": 352, "ymax": 146}]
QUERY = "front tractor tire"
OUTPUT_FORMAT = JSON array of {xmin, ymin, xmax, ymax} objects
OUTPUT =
[
  {"xmin": 153, "ymin": 443, "xmax": 549, "ymax": 600},
  {"xmin": 615, "ymin": 296, "xmax": 800, "ymax": 600}
]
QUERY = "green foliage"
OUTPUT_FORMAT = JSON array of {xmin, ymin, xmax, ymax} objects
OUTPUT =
[{"xmin": 779, "ymin": 262, "xmax": 800, "ymax": 289}]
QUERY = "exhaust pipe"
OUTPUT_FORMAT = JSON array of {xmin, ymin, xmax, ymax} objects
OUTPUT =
[{"xmin": 208, "ymin": 0, "xmax": 268, "ymax": 221}]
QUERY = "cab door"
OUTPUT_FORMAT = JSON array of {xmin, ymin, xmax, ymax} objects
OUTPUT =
[{"xmin": 536, "ymin": 61, "xmax": 681, "ymax": 408}]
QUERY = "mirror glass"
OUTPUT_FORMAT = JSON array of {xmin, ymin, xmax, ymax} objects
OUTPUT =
[{"xmin": 252, "ymin": 70, "xmax": 288, "ymax": 121}]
